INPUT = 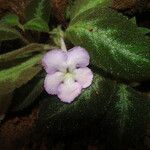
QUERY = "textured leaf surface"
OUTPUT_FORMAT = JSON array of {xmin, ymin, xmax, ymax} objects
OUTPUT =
[
  {"xmin": 0, "ymin": 14, "xmax": 20, "ymax": 27},
  {"xmin": 24, "ymin": 18, "xmax": 49, "ymax": 32},
  {"xmin": 38, "ymin": 73, "xmax": 117, "ymax": 135},
  {"xmin": 38, "ymin": 73, "xmax": 150, "ymax": 144},
  {"xmin": 0, "ymin": 23, "xmax": 22, "ymax": 41},
  {"xmin": 67, "ymin": 0, "xmax": 150, "ymax": 81},
  {"xmin": 12, "ymin": 77, "xmax": 44, "ymax": 111},
  {"xmin": 0, "ymin": 54, "xmax": 42, "ymax": 95},
  {"xmin": 25, "ymin": 0, "xmax": 50, "ymax": 23}
]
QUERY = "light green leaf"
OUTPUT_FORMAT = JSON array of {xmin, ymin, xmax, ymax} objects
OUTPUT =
[
  {"xmin": 24, "ymin": 18, "xmax": 49, "ymax": 32},
  {"xmin": 67, "ymin": 0, "xmax": 150, "ymax": 81},
  {"xmin": 0, "ymin": 23, "xmax": 22, "ymax": 41},
  {"xmin": 0, "ymin": 14, "xmax": 20, "ymax": 27}
]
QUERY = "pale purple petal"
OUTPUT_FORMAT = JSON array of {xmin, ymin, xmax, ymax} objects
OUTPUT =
[
  {"xmin": 74, "ymin": 67, "xmax": 93, "ymax": 88},
  {"xmin": 57, "ymin": 78, "xmax": 82, "ymax": 103},
  {"xmin": 42, "ymin": 49, "xmax": 67, "ymax": 74},
  {"xmin": 44, "ymin": 72, "xmax": 64, "ymax": 95},
  {"xmin": 67, "ymin": 46, "xmax": 90, "ymax": 70}
]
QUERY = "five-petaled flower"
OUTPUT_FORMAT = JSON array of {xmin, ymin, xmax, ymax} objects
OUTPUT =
[{"xmin": 42, "ymin": 46, "xmax": 93, "ymax": 103}]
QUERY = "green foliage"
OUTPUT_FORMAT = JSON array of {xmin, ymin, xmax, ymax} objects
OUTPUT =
[
  {"xmin": 104, "ymin": 84, "xmax": 150, "ymax": 144},
  {"xmin": 0, "ymin": 14, "xmax": 20, "ymax": 27},
  {"xmin": 67, "ymin": 0, "xmax": 150, "ymax": 81},
  {"xmin": 24, "ymin": 0, "xmax": 50, "ymax": 32},
  {"xmin": 24, "ymin": 18, "xmax": 49, "ymax": 32},
  {"xmin": 70, "ymin": 0, "xmax": 109, "ymax": 20},
  {"xmin": 0, "ymin": 44, "xmax": 49, "ymax": 117},
  {"xmin": 0, "ymin": 23, "xmax": 22, "ymax": 41},
  {"xmin": 12, "ymin": 77, "xmax": 44, "ymax": 111},
  {"xmin": 0, "ymin": 93, "xmax": 12, "ymax": 122},
  {"xmin": 38, "ymin": 73, "xmax": 116, "ymax": 134},
  {"xmin": 38, "ymin": 73, "xmax": 150, "ymax": 145},
  {"xmin": 0, "ymin": 54, "xmax": 42, "ymax": 95}
]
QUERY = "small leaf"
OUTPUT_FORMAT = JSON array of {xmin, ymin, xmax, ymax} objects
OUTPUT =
[
  {"xmin": 0, "ymin": 23, "xmax": 22, "ymax": 41},
  {"xmin": 24, "ymin": 18, "xmax": 49, "ymax": 32},
  {"xmin": 0, "ymin": 14, "xmax": 20, "ymax": 27},
  {"xmin": 25, "ymin": 0, "xmax": 51, "ymax": 23},
  {"xmin": 67, "ymin": 0, "xmax": 150, "ymax": 81}
]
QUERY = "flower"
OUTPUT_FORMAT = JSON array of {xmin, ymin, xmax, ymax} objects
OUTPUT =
[{"xmin": 42, "ymin": 46, "xmax": 93, "ymax": 103}]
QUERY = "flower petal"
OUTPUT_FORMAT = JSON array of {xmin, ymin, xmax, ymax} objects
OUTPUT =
[
  {"xmin": 57, "ymin": 79, "xmax": 82, "ymax": 103},
  {"xmin": 42, "ymin": 49, "xmax": 67, "ymax": 74},
  {"xmin": 74, "ymin": 67, "xmax": 93, "ymax": 88},
  {"xmin": 67, "ymin": 46, "xmax": 90, "ymax": 70},
  {"xmin": 44, "ymin": 72, "xmax": 64, "ymax": 95}
]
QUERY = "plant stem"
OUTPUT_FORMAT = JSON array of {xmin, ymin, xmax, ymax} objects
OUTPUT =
[{"xmin": 60, "ymin": 37, "xmax": 67, "ymax": 52}]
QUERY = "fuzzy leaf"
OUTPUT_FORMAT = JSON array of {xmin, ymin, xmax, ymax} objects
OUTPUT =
[
  {"xmin": 24, "ymin": 18, "xmax": 49, "ymax": 32},
  {"xmin": 0, "ymin": 23, "xmax": 22, "ymax": 41},
  {"xmin": 0, "ymin": 14, "xmax": 20, "ymax": 27},
  {"xmin": 0, "ymin": 54, "xmax": 42, "ymax": 95},
  {"xmin": 38, "ymin": 73, "xmax": 116, "ymax": 135},
  {"xmin": 67, "ymin": 0, "xmax": 150, "ymax": 81},
  {"xmin": 103, "ymin": 84, "xmax": 150, "ymax": 145},
  {"xmin": 25, "ymin": 0, "xmax": 51, "ymax": 23},
  {"xmin": 38, "ymin": 73, "xmax": 150, "ymax": 145},
  {"xmin": 12, "ymin": 77, "xmax": 44, "ymax": 111},
  {"xmin": 0, "ymin": 43, "xmax": 53, "ymax": 69}
]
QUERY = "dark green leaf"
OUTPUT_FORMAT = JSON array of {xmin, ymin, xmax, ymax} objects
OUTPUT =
[
  {"xmin": 38, "ymin": 73, "xmax": 116, "ymax": 135},
  {"xmin": 0, "ymin": 14, "xmax": 20, "ymax": 27},
  {"xmin": 25, "ymin": 0, "xmax": 51, "ymax": 23},
  {"xmin": 0, "ymin": 93, "xmax": 12, "ymax": 122},
  {"xmin": 0, "ymin": 43, "xmax": 53, "ymax": 69},
  {"xmin": 67, "ymin": 0, "xmax": 150, "ymax": 81},
  {"xmin": 12, "ymin": 77, "xmax": 44, "ymax": 111},
  {"xmin": 0, "ymin": 23, "xmax": 22, "ymax": 41},
  {"xmin": 0, "ymin": 54, "xmax": 42, "ymax": 95},
  {"xmin": 103, "ymin": 84, "xmax": 150, "ymax": 144},
  {"xmin": 24, "ymin": 18, "xmax": 49, "ymax": 32},
  {"xmin": 38, "ymin": 72, "xmax": 149, "ymax": 144}
]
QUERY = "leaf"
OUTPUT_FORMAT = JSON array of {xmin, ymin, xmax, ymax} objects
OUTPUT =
[
  {"xmin": 0, "ymin": 93, "xmax": 12, "ymax": 122},
  {"xmin": 38, "ymin": 73, "xmax": 117, "ymax": 135},
  {"xmin": 12, "ymin": 77, "xmax": 44, "ymax": 111},
  {"xmin": 0, "ymin": 14, "xmax": 20, "ymax": 27},
  {"xmin": 70, "ymin": 0, "xmax": 108, "ymax": 20},
  {"xmin": 0, "ymin": 43, "xmax": 53, "ymax": 69},
  {"xmin": 0, "ymin": 54, "xmax": 42, "ymax": 95},
  {"xmin": 25, "ymin": 0, "xmax": 51, "ymax": 23},
  {"xmin": 0, "ymin": 23, "xmax": 22, "ymax": 41},
  {"xmin": 37, "ymin": 73, "xmax": 150, "ymax": 145},
  {"xmin": 67, "ymin": 0, "xmax": 150, "ymax": 81},
  {"xmin": 103, "ymin": 84, "xmax": 150, "ymax": 145},
  {"xmin": 24, "ymin": 18, "xmax": 49, "ymax": 32}
]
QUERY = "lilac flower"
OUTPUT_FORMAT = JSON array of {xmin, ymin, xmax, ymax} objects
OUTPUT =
[{"xmin": 42, "ymin": 46, "xmax": 93, "ymax": 103}]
